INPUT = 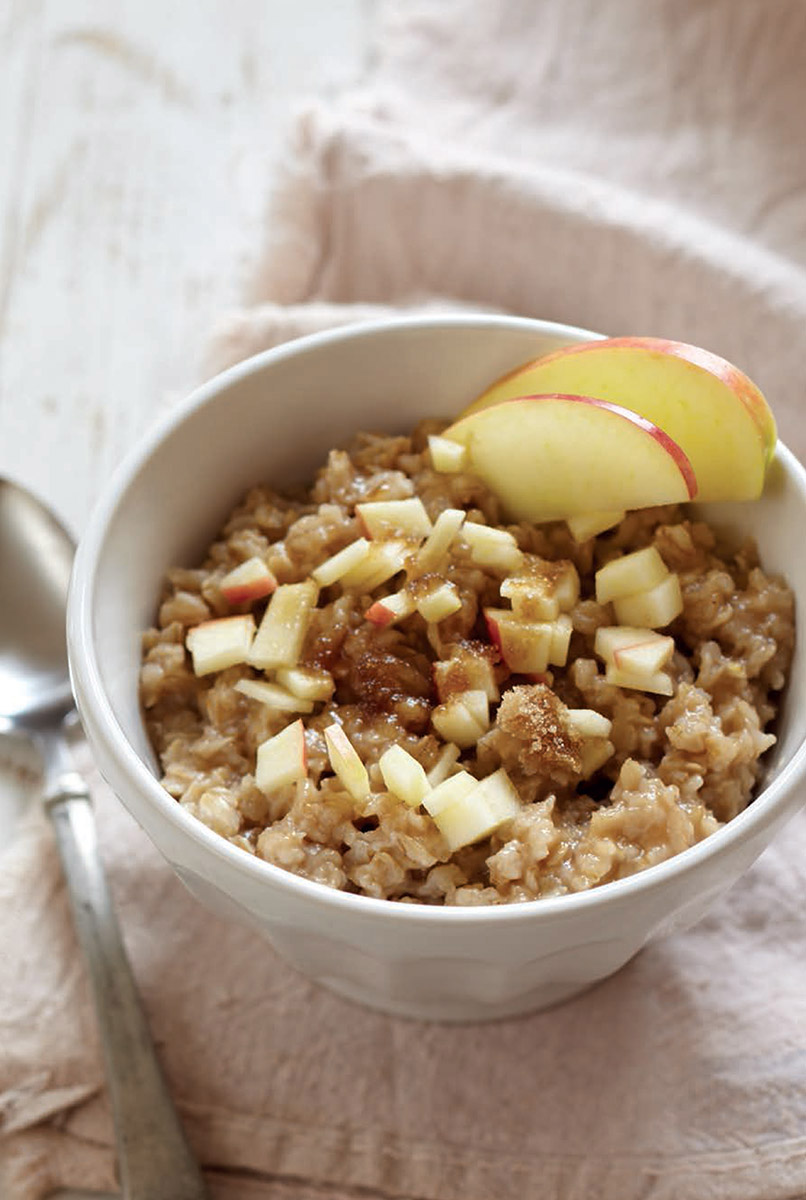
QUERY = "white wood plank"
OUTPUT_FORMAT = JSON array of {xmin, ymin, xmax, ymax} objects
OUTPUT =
[
  {"xmin": 0, "ymin": 0, "xmax": 373, "ymax": 534},
  {"xmin": 0, "ymin": 0, "xmax": 373, "ymax": 835}
]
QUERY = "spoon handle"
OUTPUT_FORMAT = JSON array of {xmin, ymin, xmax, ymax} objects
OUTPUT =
[{"xmin": 43, "ymin": 737, "xmax": 210, "ymax": 1200}]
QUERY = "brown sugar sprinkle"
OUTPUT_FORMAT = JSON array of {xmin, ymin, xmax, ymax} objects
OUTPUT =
[
  {"xmin": 493, "ymin": 685, "xmax": 582, "ymax": 777},
  {"xmin": 140, "ymin": 422, "xmax": 794, "ymax": 905}
]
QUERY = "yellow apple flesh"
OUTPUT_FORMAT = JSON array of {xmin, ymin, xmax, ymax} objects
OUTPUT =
[
  {"xmin": 461, "ymin": 337, "xmax": 775, "ymax": 502},
  {"xmin": 444, "ymin": 393, "xmax": 696, "ymax": 523}
]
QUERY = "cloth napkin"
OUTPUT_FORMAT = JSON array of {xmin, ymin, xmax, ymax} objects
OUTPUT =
[{"xmin": 4, "ymin": 1, "xmax": 806, "ymax": 1198}]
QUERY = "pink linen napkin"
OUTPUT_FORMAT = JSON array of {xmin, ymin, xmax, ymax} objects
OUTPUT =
[{"xmin": 4, "ymin": 2, "xmax": 806, "ymax": 1198}]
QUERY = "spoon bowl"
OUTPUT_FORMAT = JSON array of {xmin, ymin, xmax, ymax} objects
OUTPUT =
[{"xmin": 0, "ymin": 480, "xmax": 74, "ymax": 728}]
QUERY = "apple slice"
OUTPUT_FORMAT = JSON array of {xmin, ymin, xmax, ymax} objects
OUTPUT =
[
  {"xmin": 379, "ymin": 745, "xmax": 430, "ymax": 808},
  {"xmin": 461, "ymin": 522, "xmax": 523, "ymax": 572},
  {"xmin": 565, "ymin": 708, "xmax": 613, "ymax": 739},
  {"xmin": 276, "ymin": 665, "xmax": 335, "ymax": 702},
  {"xmin": 365, "ymin": 589, "xmax": 416, "ymax": 627},
  {"xmin": 186, "ymin": 615, "xmax": 256, "ymax": 676},
  {"xmin": 248, "ymin": 580, "xmax": 319, "ymax": 670},
  {"xmin": 416, "ymin": 508, "xmax": 465, "ymax": 571},
  {"xmin": 234, "ymin": 679, "xmax": 314, "ymax": 714},
  {"xmin": 422, "ymin": 770, "xmax": 478, "ymax": 818},
  {"xmin": 323, "ymin": 724, "xmax": 370, "ymax": 801},
  {"xmin": 605, "ymin": 664, "xmax": 674, "ymax": 696},
  {"xmin": 339, "ymin": 540, "xmax": 411, "ymax": 591},
  {"xmin": 595, "ymin": 546, "xmax": 669, "ymax": 605},
  {"xmin": 426, "ymin": 742, "xmax": 462, "ymax": 786},
  {"xmin": 255, "ymin": 719, "xmax": 307, "ymax": 794},
  {"xmin": 433, "ymin": 648, "xmax": 499, "ymax": 703},
  {"xmin": 428, "ymin": 435, "xmax": 468, "ymax": 473},
  {"xmin": 220, "ymin": 557, "xmax": 277, "ymax": 605},
  {"xmin": 567, "ymin": 510, "xmax": 625, "ymax": 542},
  {"xmin": 484, "ymin": 608, "xmax": 553, "ymax": 674},
  {"xmin": 432, "ymin": 768, "xmax": 521, "ymax": 852},
  {"xmin": 416, "ymin": 581, "xmax": 463, "ymax": 623},
  {"xmin": 613, "ymin": 573, "xmax": 683, "ymax": 629},
  {"xmin": 444, "ymin": 394, "xmax": 696, "ymax": 523},
  {"xmin": 432, "ymin": 690, "xmax": 490, "ymax": 748},
  {"xmin": 461, "ymin": 337, "xmax": 774, "ymax": 500},
  {"xmin": 356, "ymin": 498, "xmax": 432, "ymax": 540},
  {"xmin": 312, "ymin": 538, "xmax": 371, "ymax": 587}
]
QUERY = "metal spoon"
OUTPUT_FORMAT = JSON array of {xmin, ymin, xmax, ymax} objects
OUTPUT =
[{"xmin": 0, "ymin": 478, "xmax": 209, "ymax": 1200}]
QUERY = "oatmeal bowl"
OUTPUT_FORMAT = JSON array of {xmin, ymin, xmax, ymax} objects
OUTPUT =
[{"xmin": 67, "ymin": 314, "xmax": 806, "ymax": 1021}]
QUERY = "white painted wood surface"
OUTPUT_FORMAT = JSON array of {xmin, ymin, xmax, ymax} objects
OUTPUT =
[
  {"xmin": 0, "ymin": 1, "xmax": 373, "ymax": 840},
  {"xmin": 0, "ymin": 0, "xmax": 372, "ymax": 535}
]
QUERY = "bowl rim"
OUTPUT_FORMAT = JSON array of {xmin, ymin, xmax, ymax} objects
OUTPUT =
[{"xmin": 68, "ymin": 311, "xmax": 806, "ymax": 923}]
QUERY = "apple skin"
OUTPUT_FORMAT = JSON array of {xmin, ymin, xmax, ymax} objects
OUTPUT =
[
  {"xmin": 462, "ymin": 337, "xmax": 774, "ymax": 501},
  {"xmin": 445, "ymin": 393, "xmax": 696, "ymax": 524},
  {"xmin": 220, "ymin": 559, "xmax": 278, "ymax": 605},
  {"xmin": 221, "ymin": 579, "xmax": 276, "ymax": 605},
  {"xmin": 365, "ymin": 600, "xmax": 396, "ymax": 627}
]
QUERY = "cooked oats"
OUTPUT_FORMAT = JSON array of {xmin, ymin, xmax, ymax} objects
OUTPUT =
[{"xmin": 140, "ymin": 421, "xmax": 794, "ymax": 904}]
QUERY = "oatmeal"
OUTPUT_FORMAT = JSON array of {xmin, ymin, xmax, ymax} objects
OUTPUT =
[{"xmin": 139, "ymin": 421, "xmax": 794, "ymax": 905}]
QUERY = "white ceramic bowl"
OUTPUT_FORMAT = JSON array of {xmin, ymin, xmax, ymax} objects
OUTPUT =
[{"xmin": 68, "ymin": 314, "xmax": 806, "ymax": 1022}]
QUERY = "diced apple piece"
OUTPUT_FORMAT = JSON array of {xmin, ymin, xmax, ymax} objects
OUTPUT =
[
  {"xmin": 555, "ymin": 568, "xmax": 580, "ymax": 612},
  {"xmin": 595, "ymin": 625, "xmax": 662, "ymax": 663},
  {"xmin": 432, "ymin": 690, "xmax": 490, "ymax": 748},
  {"xmin": 339, "ymin": 540, "xmax": 411, "ymax": 591},
  {"xmin": 510, "ymin": 591, "xmax": 559, "ymax": 622},
  {"xmin": 433, "ymin": 768, "xmax": 521, "ymax": 852},
  {"xmin": 255, "ymin": 719, "xmax": 307, "ymax": 794},
  {"xmin": 462, "ymin": 522, "xmax": 523, "ymax": 571},
  {"xmin": 422, "ymin": 770, "xmax": 478, "ymax": 818},
  {"xmin": 416, "ymin": 508, "xmax": 465, "ymax": 571},
  {"xmin": 460, "ymin": 689, "xmax": 490, "ymax": 727},
  {"xmin": 613, "ymin": 573, "xmax": 683, "ymax": 629},
  {"xmin": 579, "ymin": 738, "xmax": 615, "ymax": 777},
  {"xmin": 234, "ymin": 679, "xmax": 314, "ymax": 713},
  {"xmin": 605, "ymin": 665, "xmax": 674, "ymax": 696},
  {"xmin": 444, "ymin": 395, "xmax": 696, "ymax": 523},
  {"xmin": 426, "ymin": 742, "xmax": 462, "ymax": 786},
  {"xmin": 248, "ymin": 580, "xmax": 318, "ymax": 670},
  {"xmin": 323, "ymin": 724, "xmax": 370, "ymax": 801},
  {"xmin": 484, "ymin": 608, "xmax": 552, "ymax": 674},
  {"xmin": 548, "ymin": 613, "xmax": 573, "ymax": 667},
  {"xmin": 356, "ymin": 498, "xmax": 432, "ymax": 540},
  {"xmin": 428, "ymin": 435, "xmax": 468, "ymax": 473},
  {"xmin": 220, "ymin": 557, "xmax": 277, "ymax": 605},
  {"xmin": 461, "ymin": 337, "xmax": 774, "ymax": 500},
  {"xmin": 565, "ymin": 708, "xmax": 613, "ymax": 739},
  {"xmin": 365, "ymin": 589, "xmax": 416, "ymax": 627},
  {"xmin": 595, "ymin": 546, "xmax": 669, "ymax": 604},
  {"xmin": 567, "ymin": 510, "xmax": 625, "ymax": 542},
  {"xmin": 501, "ymin": 560, "xmax": 579, "ymax": 621},
  {"xmin": 379, "ymin": 745, "xmax": 430, "ymax": 808},
  {"xmin": 433, "ymin": 649, "xmax": 499, "ymax": 703},
  {"xmin": 186, "ymin": 615, "xmax": 256, "ymax": 676},
  {"xmin": 312, "ymin": 538, "xmax": 371, "ymax": 586},
  {"xmin": 276, "ymin": 666, "xmax": 335, "ymax": 702},
  {"xmin": 416, "ymin": 581, "xmax": 463, "ymax": 623},
  {"xmin": 473, "ymin": 768, "xmax": 522, "ymax": 824},
  {"xmin": 614, "ymin": 636, "xmax": 674, "ymax": 675}
]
